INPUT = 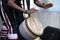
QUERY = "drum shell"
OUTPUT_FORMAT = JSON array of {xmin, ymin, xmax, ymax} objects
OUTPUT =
[
  {"xmin": 19, "ymin": 20, "xmax": 38, "ymax": 40},
  {"xmin": 19, "ymin": 17, "xmax": 43, "ymax": 40}
]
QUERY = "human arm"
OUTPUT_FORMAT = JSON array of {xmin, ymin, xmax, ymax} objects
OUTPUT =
[
  {"xmin": 8, "ymin": 0, "xmax": 26, "ymax": 13},
  {"xmin": 34, "ymin": 0, "xmax": 53, "ymax": 9},
  {"xmin": 8, "ymin": 0, "xmax": 38, "ymax": 14}
]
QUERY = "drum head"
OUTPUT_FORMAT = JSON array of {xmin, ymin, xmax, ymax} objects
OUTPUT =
[{"xmin": 26, "ymin": 17, "xmax": 43, "ymax": 36}]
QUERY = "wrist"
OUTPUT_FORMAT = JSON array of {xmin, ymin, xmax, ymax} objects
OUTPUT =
[
  {"xmin": 41, "ymin": 5, "xmax": 44, "ymax": 8},
  {"xmin": 24, "ymin": 10, "xmax": 28, "ymax": 13},
  {"xmin": 39, "ymin": 3, "xmax": 45, "ymax": 8}
]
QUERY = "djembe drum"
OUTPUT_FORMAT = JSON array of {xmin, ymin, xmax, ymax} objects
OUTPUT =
[
  {"xmin": 19, "ymin": 16, "xmax": 43, "ymax": 40},
  {"xmin": 19, "ymin": 1, "xmax": 43, "ymax": 39}
]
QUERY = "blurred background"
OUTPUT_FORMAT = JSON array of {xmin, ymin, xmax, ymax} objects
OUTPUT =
[
  {"xmin": 0, "ymin": 0, "xmax": 60, "ymax": 33},
  {"xmin": 30, "ymin": 0, "xmax": 60, "ymax": 29}
]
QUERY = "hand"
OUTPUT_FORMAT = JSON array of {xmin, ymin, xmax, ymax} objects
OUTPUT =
[
  {"xmin": 42, "ymin": 3, "xmax": 53, "ymax": 9},
  {"xmin": 26, "ymin": 8, "xmax": 38, "ymax": 14}
]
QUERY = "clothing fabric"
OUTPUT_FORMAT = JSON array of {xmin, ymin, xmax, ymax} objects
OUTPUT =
[{"xmin": 2, "ymin": 0, "xmax": 26, "ymax": 40}]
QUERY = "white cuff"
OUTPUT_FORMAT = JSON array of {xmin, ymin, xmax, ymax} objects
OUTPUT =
[{"xmin": 8, "ymin": 34, "xmax": 18, "ymax": 39}]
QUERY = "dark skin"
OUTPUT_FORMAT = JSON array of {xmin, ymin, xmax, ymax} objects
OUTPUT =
[{"xmin": 8, "ymin": 0, "xmax": 53, "ymax": 14}]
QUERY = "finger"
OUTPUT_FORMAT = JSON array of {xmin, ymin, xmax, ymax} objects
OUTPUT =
[
  {"xmin": 44, "ymin": 5, "xmax": 53, "ymax": 9},
  {"xmin": 47, "ymin": 3, "xmax": 53, "ymax": 7},
  {"xmin": 31, "ymin": 8, "xmax": 38, "ymax": 10},
  {"xmin": 34, "ymin": 9, "xmax": 38, "ymax": 11},
  {"xmin": 33, "ymin": 10, "xmax": 39, "ymax": 13}
]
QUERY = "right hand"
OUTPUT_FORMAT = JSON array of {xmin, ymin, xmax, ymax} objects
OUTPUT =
[
  {"xmin": 42, "ymin": 3, "xmax": 53, "ymax": 9},
  {"xmin": 26, "ymin": 8, "xmax": 38, "ymax": 14}
]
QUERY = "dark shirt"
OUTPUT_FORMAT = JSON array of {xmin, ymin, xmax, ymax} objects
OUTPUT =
[
  {"xmin": 2, "ymin": 0, "xmax": 25, "ymax": 40},
  {"xmin": 2, "ymin": 0, "xmax": 24, "ymax": 26}
]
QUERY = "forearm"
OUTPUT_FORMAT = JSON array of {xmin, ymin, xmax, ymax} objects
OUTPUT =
[
  {"xmin": 8, "ymin": 0, "xmax": 26, "ymax": 13},
  {"xmin": 34, "ymin": 0, "xmax": 43, "ymax": 8}
]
